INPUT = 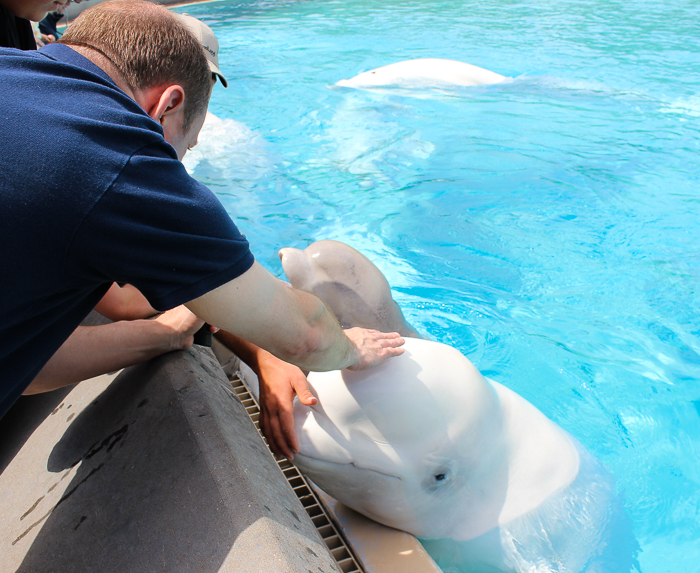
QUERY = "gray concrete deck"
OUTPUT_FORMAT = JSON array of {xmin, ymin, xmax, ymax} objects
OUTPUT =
[{"xmin": 0, "ymin": 345, "xmax": 340, "ymax": 573}]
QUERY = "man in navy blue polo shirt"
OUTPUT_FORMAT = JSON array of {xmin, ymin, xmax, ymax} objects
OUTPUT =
[
  {"xmin": 24, "ymin": 13, "xmax": 229, "ymax": 398},
  {"xmin": 0, "ymin": 1, "xmax": 404, "ymax": 439}
]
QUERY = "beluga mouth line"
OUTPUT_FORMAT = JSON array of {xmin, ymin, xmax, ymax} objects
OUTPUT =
[{"xmin": 295, "ymin": 453, "xmax": 403, "ymax": 481}]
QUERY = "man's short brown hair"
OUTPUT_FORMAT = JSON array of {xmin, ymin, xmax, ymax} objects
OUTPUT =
[{"xmin": 60, "ymin": 0, "xmax": 212, "ymax": 129}]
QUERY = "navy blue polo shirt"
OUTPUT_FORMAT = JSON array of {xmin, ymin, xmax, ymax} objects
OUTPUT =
[{"xmin": 0, "ymin": 44, "xmax": 254, "ymax": 418}]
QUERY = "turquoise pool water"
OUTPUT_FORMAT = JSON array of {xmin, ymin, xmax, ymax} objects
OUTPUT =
[{"xmin": 177, "ymin": 1, "xmax": 699, "ymax": 571}]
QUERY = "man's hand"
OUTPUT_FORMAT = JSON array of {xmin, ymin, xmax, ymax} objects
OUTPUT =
[
  {"xmin": 25, "ymin": 305, "xmax": 215, "ymax": 395},
  {"xmin": 213, "ymin": 331, "xmax": 319, "ymax": 460},
  {"xmin": 155, "ymin": 305, "xmax": 216, "ymax": 351},
  {"xmin": 343, "ymin": 328, "xmax": 405, "ymax": 370},
  {"xmin": 258, "ymin": 329, "xmax": 405, "ymax": 457},
  {"xmin": 36, "ymin": 34, "xmax": 55, "ymax": 48},
  {"xmin": 256, "ymin": 354, "xmax": 316, "ymax": 460}
]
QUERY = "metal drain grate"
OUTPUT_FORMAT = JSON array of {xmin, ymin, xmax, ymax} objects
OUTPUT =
[{"xmin": 230, "ymin": 374, "xmax": 364, "ymax": 573}]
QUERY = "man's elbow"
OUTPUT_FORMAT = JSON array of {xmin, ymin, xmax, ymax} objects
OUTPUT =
[{"xmin": 278, "ymin": 326, "xmax": 328, "ymax": 368}]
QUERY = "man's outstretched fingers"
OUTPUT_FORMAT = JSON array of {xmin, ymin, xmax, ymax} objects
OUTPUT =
[
  {"xmin": 264, "ymin": 409, "xmax": 291, "ymax": 459},
  {"xmin": 279, "ymin": 406, "xmax": 299, "ymax": 458},
  {"xmin": 343, "ymin": 327, "xmax": 406, "ymax": 370}
]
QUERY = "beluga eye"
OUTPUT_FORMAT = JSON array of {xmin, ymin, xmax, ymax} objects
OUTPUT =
[{"xmin": 424, "ymin": 466, "xmax": 453, "ymax": 491}]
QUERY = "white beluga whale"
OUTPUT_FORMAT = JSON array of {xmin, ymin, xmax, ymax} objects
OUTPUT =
[
  {"xmin": 293, "ymin": 338, "xmax": 622, "ymax": 572},
  {"xmin": 335, "ymin": 58, "xmax": 506, "ymax": 91},
  {"xmin": 279, "ymin": 240, "xmax": 420, "ymax": 338},
  {"xmin": 272, "ymin": 240, "xmax": 634, "ymax": 572}
]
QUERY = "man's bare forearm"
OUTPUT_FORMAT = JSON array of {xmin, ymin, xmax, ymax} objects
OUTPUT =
[
  {"xmin": 187, "ymin": 264, "xmax": 356, "ymax": 370},
  {"xmin": 214, "ymin": 330, "xmax": 267, "ymax": 374},
  {"xmin": 186, "ymin": 262, "xmax": 404, "ymax": 372},
  {"xmin": 276, "ymin": 290, "xmax": 359, "ymax": 370},
  {"xmin": 24, "ymin": 308, "xmax": 203, "ymax": 394}
]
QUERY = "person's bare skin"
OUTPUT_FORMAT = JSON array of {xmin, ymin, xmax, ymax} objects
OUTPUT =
[
  {"xmin": 0, "ymin": 0, "xmax": 68, "ymax": 23},
  {"xmin": 94, "ymin": 283, "xmax": 158, "ymax": 321},
  {"xmin": 25, "ymin": 306, "xmax": 207, "ymax": 394},
  {"xmin": 215, "ymin": 331, "xmax": 315, "ymax": 460}
]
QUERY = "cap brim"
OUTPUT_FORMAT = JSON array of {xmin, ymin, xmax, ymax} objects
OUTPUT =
[{"xmin": 210, "ymin": 64, "xmax": 228, "ymax": 88}]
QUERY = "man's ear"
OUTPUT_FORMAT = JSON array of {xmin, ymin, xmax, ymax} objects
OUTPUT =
[{"xmin": 147, "ymin": 85, "xmax": 186, "ymax": 125}]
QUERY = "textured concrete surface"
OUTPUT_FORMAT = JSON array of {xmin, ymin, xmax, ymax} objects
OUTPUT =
[{"xmin": 0, "ymin": 346, "xmax": 340, "ymax": 573}]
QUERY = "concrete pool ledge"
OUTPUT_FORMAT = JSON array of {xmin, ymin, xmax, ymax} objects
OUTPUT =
[
  {"xmin": 312, "ymin": 488, "xmax": 442, "ymax": 573},
  {"xmin": 2, "ymin": 335, "xmax": 442, "ymax": 572},
  {"xmin": 0, "ymin": 345, "xmax": 340, "ymax": 572}
]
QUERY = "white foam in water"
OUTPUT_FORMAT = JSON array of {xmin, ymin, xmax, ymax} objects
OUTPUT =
[
  {"xmin": 182, "ymin": 112, "xmax": 273, "ymax": 184},
  {"xmin": 530, "ymin": 75, "xmax": 615, "ymax": 95},
  {"xmin": 317, "ymin": 94, "xmax": 435, "ymax": 186},
  {"xmin": 660, "ymin": 95, "xmax": 700, "ymax": 117}
]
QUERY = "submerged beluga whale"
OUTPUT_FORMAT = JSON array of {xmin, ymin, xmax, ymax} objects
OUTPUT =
[{"xmin": 335, "ymin": 58, "xmax": 507, "ymax": 91}]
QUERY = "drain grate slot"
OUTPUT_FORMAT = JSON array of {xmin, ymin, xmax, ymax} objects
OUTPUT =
[{"xmin": 230, "ymin": 374, "xmax": 364, "ymax": 573}]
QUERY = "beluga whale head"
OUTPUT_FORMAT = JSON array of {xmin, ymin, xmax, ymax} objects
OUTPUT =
[
  {"xmin": 293, "ymin": 337, "xmax": 581, "ymax": 542},
  {"xmin": 279, "ymin": 240, "xmax": 420, "ymax": 338}
]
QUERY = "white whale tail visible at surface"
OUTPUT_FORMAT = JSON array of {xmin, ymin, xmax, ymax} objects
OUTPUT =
[{"xmin": 335, "ymin": 58, "xmax": 507, "ymax": 90}]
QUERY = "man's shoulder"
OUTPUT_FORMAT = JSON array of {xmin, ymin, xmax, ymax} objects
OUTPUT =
[
  {"xmin": 1, "ymin": 43, "xmax": 122, "ymax": 98},
  {"xmin": 1, "ymin": 43, "xmax": 170, "ymax": 164},
  {"xmin": 0, "ymin": 43, "xmax": 178, "ymax": 216}
]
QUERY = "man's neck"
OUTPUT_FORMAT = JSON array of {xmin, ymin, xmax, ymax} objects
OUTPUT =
[{"xmin": 66, "ymin": 44, "xmax": 137, "ymax": 100}]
